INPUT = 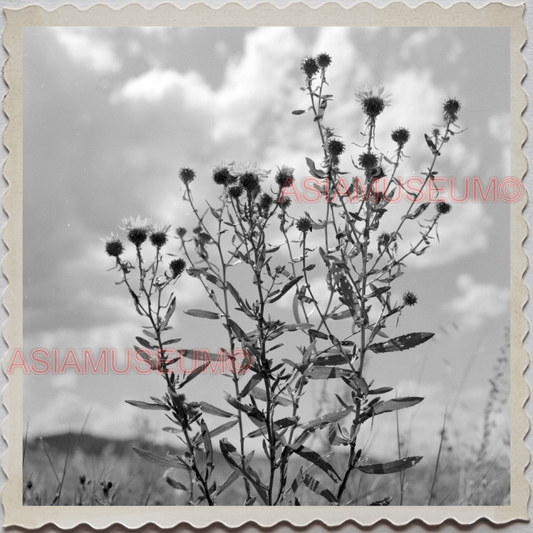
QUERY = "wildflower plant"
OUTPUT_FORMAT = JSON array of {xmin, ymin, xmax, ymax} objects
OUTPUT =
[{"xmin": 104, "ymin": 53, "xmax": 463, "ymax": 506}]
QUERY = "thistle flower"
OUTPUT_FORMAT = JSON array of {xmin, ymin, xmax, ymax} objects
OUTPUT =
[
  {"xmin": 258, "ymin": 192, "xmax": 273, "ymax": 212},
  {"xmin": 296, "ymin": 216, "xmax": 312, "ymax": 233},
  {"xmin": 149, "ymin": 224, "xmax": 171, "ymax": 248},
  {"xmin": 119, "ymin": 216, "xmax": 153, "ymax": 247},
  {"xmin": 228, "ymin": 184, "xmax": 244, "ymax": 199},
  {"xmin": 240, "ymin": 172, "xmax": 261, "ymax": 196},
  {"xmin": 275, "ymin": 165, "xmax": 294, "ymax": 188},
  {"xmin": 358, "ymin": 152, "xmax": 379, "ymax": 170},
  {"xmin": 443, "ymin": 97, "xmax": 461, "ymax": 123},
  {"xmin": 102, "ymin": 232, "xmax": 124, "ymax": 257},
  {"xmin": 301, "ymin": 56, "xmax": 319, "ymax": 79},
  {"xmin": 169, "ymin": 258, "xmax": 186, "ymax": 278},
  {"xmin": 436, "ymin": 201, "xmax": 452, "ymax": 215},
  {"xmin": 179, "ymin": 167, "xmax": 196, "ymax": 185},
  {"xmin": 355, "ymin": 84, "xmax": 391, "ymax": 119},
  {"xmin": 403, "ymin": 291, "xmax": 418, "ymax": 306},
  {"xmin": 176, "ymin": 227, "xmax": 187, "ymax": 238},
  {"xmin": 278, "ymin": 196, "xmax": 292, "ymax": 209},
  {"xmin": 212, "ymin": 164, "xmax": 235, "ymax": 186},
  {"xmin": 316, "ymin": 53, "xmax": 332, "ymax": 69},
  {"xmin": 328, "ymin": 139, "xmax": 346, "ymax": 157},
  {"xmin": 391, "ymin": 127, "xmax": 410, "ymax": 148}
]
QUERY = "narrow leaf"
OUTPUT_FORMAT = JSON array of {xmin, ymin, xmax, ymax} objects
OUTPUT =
[
  {"xmin": 197, "ymin": 402, "xmax": 235, "ymax": 418},
  {"xmin": 368, "ymin": 332, "xmax": 434, "ymax": 353},
  {"xmin": 184, "ymin": 309, "xmax": 220, "ymax": 320},
  {"xmin": 358, "ymin": 456, "xmax": 423, "ymax": 474},
  {"xmin": 132, "ymin": 447, "xmax": 188, "ymax": 470},
  {"xmin": 125, "ymin": 400, "xmax": 169, "ymax": 411}
]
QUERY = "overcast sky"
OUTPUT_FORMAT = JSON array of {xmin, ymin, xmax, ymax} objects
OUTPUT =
[{"xmin": 22, "ymin": 26, "xmax": 511, "ymax": 459}]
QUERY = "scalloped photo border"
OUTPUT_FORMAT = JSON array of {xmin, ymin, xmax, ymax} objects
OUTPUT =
[{"xmin": 1, "ymin": 2, "xmax": 529, "ymax": 529}]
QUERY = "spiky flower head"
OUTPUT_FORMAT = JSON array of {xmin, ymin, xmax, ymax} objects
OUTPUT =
[
  {"xmin": 119, "ymin": 216, "xmax": 153, "ymax": 247},
  {"xmin": 149, "ymin": 224, "xmax": 171, "ymax": 248},
  {"xmin": 179, "ymin": 167, "xmax": 195, "ymax": 185},
  {"xmin": 296, "ymin": 216, "xmax": 312, "ymax": 233},
  {"xmin": 169, "ymin": 258, "xmax": 187, "ymax": 278},
  {"xmin": 358, "ymin": 152, "xmax": 379, "ymax": 170},
  {"xmin": 258, "ymin": 192, "xmax": 273, "ymax": 212},
  {"xmin": 212, "ymin": 164, "xmax": 235, "ymax": 186},
  {"xmin": 443, "ymin": 98, "xmax": 461, "ymax": 123},
  {"xmin": 102, "ymin": 232, "xmax": 124, "ymax": 257},
  {"xmin": 328, "ymin": 139, "xmax": 346, "ymax": 157},
  {"xmin": 403, "ymin": 291, "xmax": 418, "ymax": 307},
  {"xmin": 240, "ymin": 172, "xmax": 261, "ymax": 195},
  {"xmin": 176, "ymin": 227, "xmax": 187, "ymax": 238},
  {"xmin": 391, "ymin": 127, "xmax": 410, "ymax": 148},
  {"xmin": 301, "ymin": 56, "xmax": 319, "ymax": 79},
  {"xmin": 316, "ymin": 53, "xmax": 332, "ymax": 69},
  {"xmin": 275, "ymin": 165, "xmax": 294, "ymax": 188},
  {"xmin": 228, "ymin": 184, "xmax": 244, "ymax": 199},
  {"xmin": 436, "ymin": 201, "xmax": 452, "ymax": 215},
  {"xmin": 355, "ymin": 84, "xmax": 391, "ymax": 119},
  {"xmin": 278, "ymin": 196, "xmax": 292, "ymax": 209}
]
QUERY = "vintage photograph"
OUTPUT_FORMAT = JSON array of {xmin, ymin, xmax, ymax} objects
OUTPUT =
[
  {"xmin": 2, "ymin": 2, "xmax": 527, "ymax": 528},
  {"xmin": 19, "ymin": 24, "xmax": 512, "ymax": 507}
]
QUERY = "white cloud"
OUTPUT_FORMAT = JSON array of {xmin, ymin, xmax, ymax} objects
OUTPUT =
[
  {"xmin": 53, "ymin": 28, "xmax": 121, "ymax": 74},
  {"xmin": 114, "ymin": 68, "xmax": 212, "ymax": 106},
  {"xmin": 443, "ymin": 274, "xmax": 509, "ymax": 329},
  {"xmin": 399, "ymin": 28, "xmax": 440, "ymax": 62}
]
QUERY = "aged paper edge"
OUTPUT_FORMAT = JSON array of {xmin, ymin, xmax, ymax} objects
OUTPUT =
[{"xmin": 1, "ymin": 1, "xmax": 529, "ymax": 529}]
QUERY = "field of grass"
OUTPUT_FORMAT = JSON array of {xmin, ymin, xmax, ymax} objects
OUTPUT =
[{"xmin": 23, "ymin": 431, "xmax": 510, "ymax": 506}]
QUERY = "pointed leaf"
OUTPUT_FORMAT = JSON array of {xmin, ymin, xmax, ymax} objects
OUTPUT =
[
  {"xmin": 267, "ymin": 276, "xmax": 303, "ymax": 303},
  {"xmin": 358, "ymin": 456, "xmax": 423, "ymax": 474},
  {"xmin": 368, "ymin": 332, "xmax": 434, "ymax": 353},
  {"xmin": 209, "ymin": 419, "xmax": 239, "ymax": 438},
  {"xmin": 125, "ymin": 400, "xmax": 169, "ymax": 411},
  {"xmin": 305, "ymin": 366, "xmax": 352, "ymax": 380},
  {"xmin": 290, "ymin": 445, "xmax": 341, "ymax": 483},
  {"xmin": 184, "ymin": 309, "xmax": 221, "ymax": 320},
  {"xmin": 301, "ymin": 407, "xmax": 352, "ymax": 430},
  {"xmin": 197, "ymin": 401, "xmax": 235, "ymax": 418},
  {"xmin": 372, "ymin": 397, "xmax": 424, "ymax": 415},
  {"xmin": 132, "ymin": 447, "xmax": 188, "ymax": 470}
]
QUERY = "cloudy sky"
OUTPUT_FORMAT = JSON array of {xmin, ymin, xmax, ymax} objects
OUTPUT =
[{"xmin": 22, "ymin": 26, "xmax": 511, "ymax": 459}]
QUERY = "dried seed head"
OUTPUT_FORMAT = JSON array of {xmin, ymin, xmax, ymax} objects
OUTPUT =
[
  {"xmin": 391, "ymin": 127, "xmax": 410, "ymax": 148},
  {"xmin": 275, "ymin": 166, "xmax": 294, "ymax": 188},
  {"xmin": 436, "ymin": 201, "xmax": 452, "ymax": 215},
  {"xmin": 176, "ymin": 227, "xmax": 187, "ymax": 238},
  {"xmin": 328, "ymin": 139, "xmax": 346, "ymax": 157},
  {"xmin": 358, "ymin": 152, "xmax": 379, "ymax": 170},
  {"xmin": 301, "ymin": 56, "xmax": 319, "ymax": 79},
  {"xmin": 212, "ymin": 166, "xmax": 234, "ymax": 186},
  {"xmin": 316, "ymin": 53, "xmax": 332, "ymax": 69},
  {"xmin": 443, "ymin": 97, "xmax": 461, "ymax": 123},
  {"xmin": 403, "ymin": 291, "xmax": 418, "ymax": 306},
  {"xmin": 149, "ymin": 231, "xmax": 168, "ymax": 248},
  {"xmin": 169, "ymin": 258, "xmax": 186, "ymax": 278},
  {"xmin": 296, "ymin": 216, "xmax": 312, "ymax": 233},
  {"xmin": 278, "ymin": 196, "xmax": 292, "ymax": 209},
  {"xmin": 228, "ymin": 184, "xmax": 244, "ymax": 199},
  {"xmin": 104, "ymin": 237, "xmax": 124, "ymax": 257},
  {"xmin": 258, "ymin": 192, "xmax": 273, "ymax": 212},
  {"xmin": 179, "ymin": 167, "xmax": 196, "ymax": 185}
]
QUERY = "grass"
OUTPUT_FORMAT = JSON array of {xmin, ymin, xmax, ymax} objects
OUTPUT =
[{"xmin": 23, "ymin": 430, "xmax": 510, "ymax": 506}]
